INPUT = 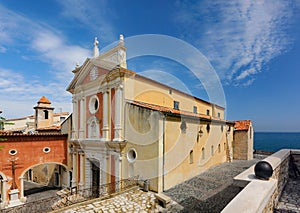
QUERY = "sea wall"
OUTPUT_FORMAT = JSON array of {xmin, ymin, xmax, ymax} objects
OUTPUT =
[
  {"xmin": 222, "ymin": 149, "xmax": 296, "ymax": 213},
  {"xmin": 262, "ymin": 150, "xmax": 290, "ymax": 212}
]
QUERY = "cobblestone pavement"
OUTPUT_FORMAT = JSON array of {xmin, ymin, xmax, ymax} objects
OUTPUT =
[
  {"xmin": 51, "ymin": 156, "xmax": 264, "ymax": 213},
  {"xmin": 164, "ymin": 158, "xmax": 261, "ymax": 213},
  {"xmin": 60, "ymin": 189, "xmax": 159, "ymax": 213},
  {"xmin": 275, "ymin": 178, "xmax": 300, "ymax": 213}
]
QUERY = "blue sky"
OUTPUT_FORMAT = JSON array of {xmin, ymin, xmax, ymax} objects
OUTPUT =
[{"xmin": 0, "ymin": 0, "xmax": 300, "ymax": 132}]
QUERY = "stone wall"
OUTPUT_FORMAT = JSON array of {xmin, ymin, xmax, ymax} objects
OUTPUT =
[
  {"xmin": 233, "ymin": 129, "xmax": 253, "ymax": 160},
  {"xmin": 222, "ymin": 149, "xmax": 293, "ymax": 213},
  {"xmin": 262, "ymin": 154, "xmax": 289, "ymax": 212}
]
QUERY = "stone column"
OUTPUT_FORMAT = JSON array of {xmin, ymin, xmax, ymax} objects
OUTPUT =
[
  {"xmin": 19, "ymin": 177, "xmax": 26, "ymax": 203},
  {"xmin": 78, "ymin": 151, "xmax": 85, "ymax": 190},
  {"xmin": 102, "ymin": 90, "xmax": 109, "ymax": 141},
  {"xmin": 1, "ymin": 179, "xmax": 8, "ymax": 208},
  {"xmin": 71, "ymin": 152, "xmax": 77, "ymax": 188},
  {"xmin": 113, "ymin": 85, "xmax": 123, "ymax": 141}
]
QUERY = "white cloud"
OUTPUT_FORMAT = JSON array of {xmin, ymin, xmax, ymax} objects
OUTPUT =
[
  {"xmin": 0, "ymin": 67, "xmax": 73, "ymax": 118},
  {"xmin": 175, "ymin": 0, "xmax": 296, "ymax": 86},
  {"xmin": 0, "ymin": 4, "xmax": 90, "ymax": 118},
  {"xmin": 57, "ymin": 0, "xmax": 116, "ymax": 41},
  {"xmin": 0, "ymin": 46, "xmax": 6, "ymax": 53},
  {"xmin": 31, "ymin": 31, "xmax": 90, "ymax": 80},
  {"xmin": 236, "ymin": 68, "xmax": 256, "ymax": 81}
]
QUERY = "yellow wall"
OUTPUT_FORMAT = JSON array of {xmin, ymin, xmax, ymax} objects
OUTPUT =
[
  {"xmin": 163, "ymin": 118, "xmax": 228, "ymax": 190},
  {"xmin": 124, "ymin": 74, "xmax": 224, "ymax": 119},
  {"xmin": 122, "ymin": 104, "xmax": 162, "ymax": 192},
  {"xmin": 122, "ymin": 74, "xmax": 233, "ymax": 192}
]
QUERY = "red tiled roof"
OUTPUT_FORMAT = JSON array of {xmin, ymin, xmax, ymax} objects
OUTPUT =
[
  {"xmin": 0, "ymin": 132, "xmax": 66, "ymax": 136},
  {"xmin": 38, "ymin": 96, "xmax": 51, "ymax": 104},
  {"xmin": 234, "ymin": 120, "xmax": 252, "ymax": 131},
  {"xmin": 54, "ymin": 112, "xmax": 69, "ymax": 116},
  {"xmin": 127, "ymin": 100, "xmax": 228, "ymax": 123},
  {"xmin": 37, "ymin": 125, "xmax": 61, "ymax": 131}
]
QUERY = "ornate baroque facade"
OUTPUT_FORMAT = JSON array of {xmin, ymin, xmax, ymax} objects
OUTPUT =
[{"xmin": 67, "ymin": 36, "xmax": 253, "ymax": 193}]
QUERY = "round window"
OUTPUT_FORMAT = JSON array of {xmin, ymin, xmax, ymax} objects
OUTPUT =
[
  {"xmin": 43, "ymin": 147, "xmax": 51, "ymax": 153},
  {"xmin": 127, "ymin": 149, "xmax": 137, "ymax": 163},
  {"xmin": 89, "ymin": 95, "xmax": 99, "ymax": 114},
  {"xmin": 9, "ymin": 149, "xmax": 17, "ymax": 156}
]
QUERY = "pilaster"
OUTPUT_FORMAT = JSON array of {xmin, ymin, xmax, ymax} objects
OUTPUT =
[
  {"xmin": 78, "ymin": 151, "xmax": 85, "ymax": 190},
  {"xmin": 71, "ymin": 151, "xmax": 77, "ymax": 188},
  {"xmin": 102, "ymin": 90, "xmax": 109, "ymax": 141},
  {"xmin": 113, "ymin": 84, "xmax": 123, "ymax": 142}
]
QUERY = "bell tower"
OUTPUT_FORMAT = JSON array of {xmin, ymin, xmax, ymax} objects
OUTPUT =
[{"xmin": 34, "ymin": 96, "xmax": 54, "ymax": 130}]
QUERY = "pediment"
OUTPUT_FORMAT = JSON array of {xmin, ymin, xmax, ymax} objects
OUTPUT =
[
  {"xmin": 67, "ymin": 59, "xmax": 110, "ymax": 93},
  {"xmin": 67, "ymin": 40, "xmax": 127, "ymax": 93}
]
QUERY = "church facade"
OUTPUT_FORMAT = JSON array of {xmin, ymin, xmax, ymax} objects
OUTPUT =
[{"xmin": 67, "ymin": 36, "xmax": 253, "ymax": 192}]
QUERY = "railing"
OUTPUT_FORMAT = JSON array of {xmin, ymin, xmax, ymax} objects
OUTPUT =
[{"xmin": 0, "ymin": 176, "xmax": 139, "ymax": 213}]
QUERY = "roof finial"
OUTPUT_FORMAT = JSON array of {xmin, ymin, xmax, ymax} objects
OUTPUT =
[
  {"xmin": 93, "ymin": 37, "xmax": 99, "ymax": 57},
  {"xmin": 119, "ymin": 34, "xmax": 124, "ymax": 44}
]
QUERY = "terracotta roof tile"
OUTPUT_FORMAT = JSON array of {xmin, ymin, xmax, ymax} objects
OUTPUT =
[
  {"xmin": 234, "ymin": 120, "xmax": 252, "ymax": 131},
  {"xmin": 0, "ymin": 132, "xmax": 64, "ymax": 136},
  {"xmin": 38, "ymin": 96, "xmax": 51, "ymax": 104},
  {"xmin": 37, "ymin": 125, "xmax": 61, "ymax": 131}
]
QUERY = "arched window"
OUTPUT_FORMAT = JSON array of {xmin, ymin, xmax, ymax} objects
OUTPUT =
[
  {"xmin": 211, "ymin": 145, "xmax": 214, "ymax": 156},
  {"xmin": 218, "ymin": 144, "xmax": 221, "ymax": 153},
  {"xmin": 189, "ymin": 150, "xmax": 194, "ymax": 164}
]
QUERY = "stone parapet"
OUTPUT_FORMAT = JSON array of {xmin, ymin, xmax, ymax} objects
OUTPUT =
[{"xmin": 222, "ymin": 149, "xmax": 295, "ymax": 213}]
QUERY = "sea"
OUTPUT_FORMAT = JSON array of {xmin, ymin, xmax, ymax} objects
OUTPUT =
[{"xmin": 254, "ymin": 132, "xmax": 300, "ymax": 153}]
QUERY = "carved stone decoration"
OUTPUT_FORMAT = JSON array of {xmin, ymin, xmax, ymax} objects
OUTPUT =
[
  {"xmin": 90, "ymin": 66, "xmax": 98, "ymax": 81},
  {"xmin": 87, "ymin": 116, "xmax": 100, "ymax": 139}
]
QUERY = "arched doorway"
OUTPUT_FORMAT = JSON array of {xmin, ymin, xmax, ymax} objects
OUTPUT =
[{"xmin": 21, "ymin": 163, "xmax": 69, "ymax": 202}]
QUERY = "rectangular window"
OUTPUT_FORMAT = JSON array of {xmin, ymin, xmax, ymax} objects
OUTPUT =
[
  {"xmin": 44, "ymin": 110, "xmax": 49, "ymax": 119},
  {"xmin": 206, "ymin": 109, "xmax": 210, "ymax": 116},
  {"xmin": 174, "ymin": 101, "xmax": 179, "ymax": 110},
  {"xmin": 189, "ymin": 150, "xmax": 194, "ymax": 164},
  {"xmin": 193, "ymin": 106, "xmax": 197, "ymax": 114},
  {"xmin": 218, "ymin": 112, "xmax": 221, "ymax": 118}
]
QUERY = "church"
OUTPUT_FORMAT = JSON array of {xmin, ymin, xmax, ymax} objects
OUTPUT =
[{"xmin": 66, "ymin": 35, "xmax": 253, "ymax": 193}]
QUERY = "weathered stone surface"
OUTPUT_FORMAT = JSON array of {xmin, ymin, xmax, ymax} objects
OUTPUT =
[{"xmin": 275, "ymin": 173, "xmax": 300, "ymax": 212}]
